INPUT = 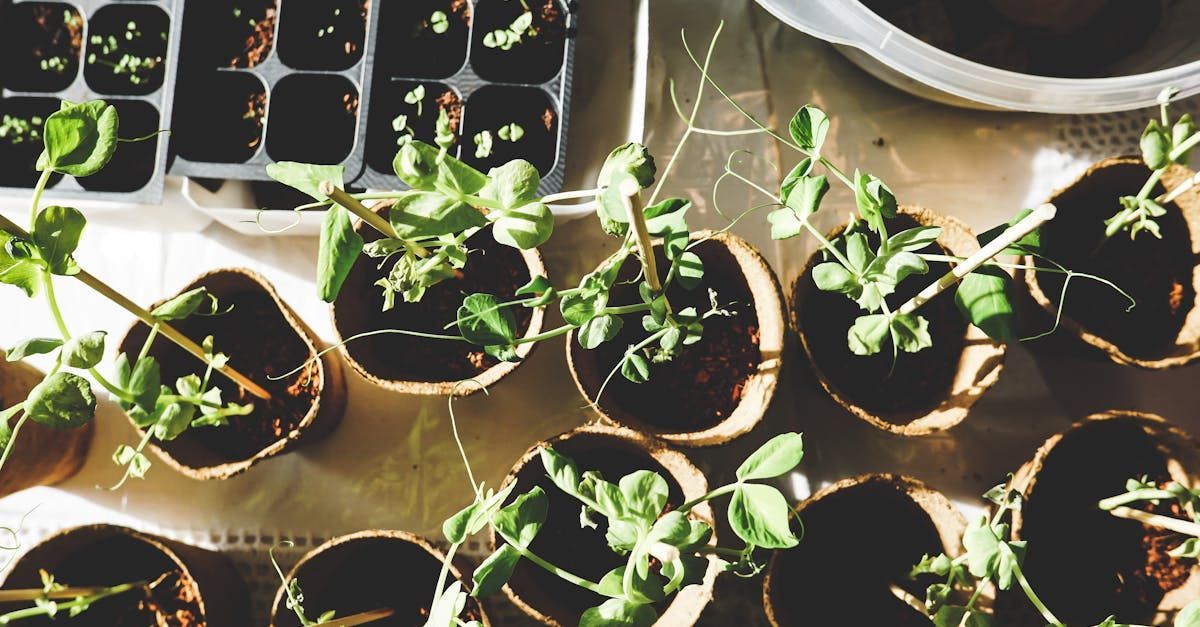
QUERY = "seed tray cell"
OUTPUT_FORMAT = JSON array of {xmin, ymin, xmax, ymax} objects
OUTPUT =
[{"xmin": 0, "ymin": 0, "xmax": 183, "ymax": 203}]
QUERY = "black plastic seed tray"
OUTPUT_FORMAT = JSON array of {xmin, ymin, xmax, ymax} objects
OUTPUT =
[{"xmin": 0, "ymin": 0, "xmax": 183, "ymax": 203}]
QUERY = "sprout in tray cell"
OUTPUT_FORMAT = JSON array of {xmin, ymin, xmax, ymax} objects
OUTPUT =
[
  {"xmin": 277, "ymin": 0, "xmax": 368, "ymax": 71},
  {"xmin": 174, "ymin": 72, "xmax": 266, "ymax": 164},
  {"xmin": 0, "ymin": 3, "xmax": 84, "ymax": 92},
  {"xmin": 471, "ymin": 0, "xmax": 567, "ymax": 84},
  {"xmin": 461, "ymin": 85, "xmax": 558, "ymax": 175},
  {"xmin": 377, "ymin": 0, "xmax": 470, "ymax": 79},
  {"xmin": 367, "ymin": 81, "xmax": 461, "ymax": 174},
  {"xmin": 0, "ymin": 98, "xmax": 62, "ymax": 189},
  {"xmin": 78, "ymin": 100, "xmax": 160, "ymax": 193},
  {"xmin": 266, "ymin": 75, "xmax": 359, "ymax": 165},
  {"xmin": 84, "ymin": 4, "xmax": 170, "ymax": 96},
  {"xmin": 179, "ymin": 0, "xmax": 277, "ymax": 69}
]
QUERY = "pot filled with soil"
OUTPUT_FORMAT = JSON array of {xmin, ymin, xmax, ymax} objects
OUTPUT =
[
  {"xmin": 117, "ymin": 268, "xmax": 346, "ymax": 480},
  {"xmin": 763, "ymin": 473, "xmax": 966, "ymax": 627},
  {"xmin": 375, "ymin": 0, "xmax": 471, "ymax": 79},
  {"xmin": 366, "ymin": 81, "xmax": 463, "ymax": 175},
  {"xmin": 277, "ymin": 0, "xmax": 368, "ymax": 71},
  {"xmin": 461, "ymin": 85, "xmax": 559, "ymax": 176},
  {"xmin": 1004, "ymin": 411, "xmax": 1200, "ymax": 625},
  {"xmin": 792, "ymin": 207, "xmax": 1007, "ymax": 435},
  {"xmin": 0, "ymin": 2, "xmax": 83, "ymax": 93},
  {"xmin": 1022, "ymin": 157, "xmax": 1200, "ymax": 369},
  {"xmin": 0, "ymin": 524, "xmax": 249, "ymax": 625},
  {"xmin": 0, "ymin": 97, "xmax": 62, "ymax": 190},
  {"xmin": 470, "ymin": 0, "xmax": 568, "ymax": 84},
  {"xmin": 83, "ymin": 3, "xmax": 170, "ymax": 96},
  {"xmin": 173, "ymin": 72, "xmax": 267, "ymax": 164},
  {"xmin": 0, "ymin": 356, "xmax": 92, "ymax": 499},
  {"xmin": 491, "ymin": 424, "xmax": 719, "ymax": 626},
  {"xmin": 566, "ymin": 230, "xmax": 785, "ymax": 447},
  {"xmin": 269, "ymin": 530, "xmax": 488, "ymax": 627},
  {"xmin": 179, "ymin": 0, "xmax": 277, "ymax": 69},
  {"xmin": 330, "ymin": 204, "xmax": 546, "ymax": 395},
  {"xmin": 265, "ymin": 74, "xmax": 360, "ymax": 165}
]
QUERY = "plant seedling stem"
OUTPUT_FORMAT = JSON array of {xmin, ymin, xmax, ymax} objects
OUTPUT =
[
  {"xmin": 0, "ymin": 213, "xmax": 272, "ymax": 401},
  {"xmin": 619, "ymin": 178, "xmax": 663, "ymax": 294},
  {"xmin": 0, "ymin": 586, "xmax": 121, "ymax": 602},
  {"xmin": 319, "ymin": 181, "xmax": 429, "ymax": 258},
  {"xmin": 313, "ymin": 607, "xmax": 395, "ymax": 626},
  {"xmin": 898, "ymin": 203, "xmax": 1057, "ymax": 316},
  {"xmin": 1108, "ymin": 506, "xmax": 1200, "ymax": 537}
]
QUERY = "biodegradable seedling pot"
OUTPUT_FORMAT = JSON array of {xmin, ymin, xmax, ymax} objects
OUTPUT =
[
  {"xmin": 470, "ymin": 0, "xmax": 567, "ymax": 84},
  {"xmin": 567, "ymin": 231, "xmax": 785, "ymax": 447},
  {"xmin": 331, "ymin": 204, "xmax": 546, "ymax": 396},
  {"xmin": 366, "ymin": 80, "xmax": 463, "ymax": 174},
  {"xmin": 0, "ymin": 356, "xmax": 92, "ymax": 498},
  {"xmin": 792, "ymin": 207, "xmax": 1006, "ymax": 435},
  {"xmin": 376, "ymin": 0, "xmax": 471, "ymax": 79},
  {"xmin": 269, "ymin": 530, "xmax": 489, "ymax": 627},
  {"xmin": 0, "ymin": 524, "xmax": 249, "ymax": 625},
  {"xmin": 0, "ymin": 2, "xmax": 83, "ymax": 93},
  {"xmin": 118, "ymin": 268, "xmax": 346, "ymax": 480},
  {"xmin": 492, "ymin": 424, "xmax": 719, "ymax": 626},
  {"xmin": 1023, "ymin": 157, "xmax": 1200, "ymax": 369},
  {"xmin": 1006, "ymin": 411, "xmax": 1200, "ymax": 625},
  {"xmin": 763, "ymin": 474, "xmax": 966, "ymax": 627}
]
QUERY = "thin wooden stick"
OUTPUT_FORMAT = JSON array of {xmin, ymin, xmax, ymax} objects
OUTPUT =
[
  {"xmin": 0, "ymin": 214, "xmax": 271, "ymax": 400},
  {"xmin": 0, "ymin": 586, "xmax": 118, "ymax": 602},
  {"xmin": 313, "ymin": 607, "xmax": 395, "ymax": 626},
  {"xmin": 319, "ymin": 181, "xmax": 401, "ymax": 242},
  {"xmin": 1108, "ymin": 506, "xmax": 1200, "ymax": 537},
  {"xmin": 898, "ymin": 203, "xmax": 1057, "ymax": 316},
  {"xmin": 618, "ymin": 177, "xmax": 662, "ymax": 292}
]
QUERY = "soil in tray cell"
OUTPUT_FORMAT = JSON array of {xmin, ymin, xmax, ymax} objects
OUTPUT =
[
  {"xmin": 0, "ymin": 2, "xmax": 83, "ymax": 93},
  {"xmin": 83, "ymin": 3, "xmax": 170, "ymax": 96},
  {"xmin": 460, "ymin": 85, "xmax": 558, "ymax": 175},
  {"xmin": 277, "ymin": 0, "xmax": 368, "ymax": 71},
  {"xmin": 252, "ymin": 180, "xmax": 320, "ymax": 211},
  {"xmin": 0, "ymin": 97, "xmax": 64, "ymax": 189},
  {"xmin": 265, "ymin": 74, "xmax": 359, "ymax": 165},
  {"xmin": 173, "ymin": 71, "xmax": 267, "ymax": 164},
  {"xmin": 366, "ymin": 80, "xmax": 462, "ymax": 174},
  {"xmin": 374, "ymin": 0, "xmax": 470, "ymax": 79},
  {"xmin": 470, "ymin": 0, "xmax": 567, "ymax": 84},
  {"xmin": 78, "ymin": 99, "xmax": 159, "ymax": 193},
  {"xmin": 179, "ymin": 0, "xmax": 277, "ymax": 69}
]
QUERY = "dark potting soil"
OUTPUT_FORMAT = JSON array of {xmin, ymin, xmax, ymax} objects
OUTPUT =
[
  {"xmin": 860, "ymin": 0, "xmax": 1161, "ymax": 78},
  {"xmin": 121, "ymin": 289, "xmax": 320, "ymax": 465},
  {"xmin": 277, "ymin": 0, "xmax": 368, "ymax": 71},
  {"xmin": 0, "ymin": 534, "xmax": 203, "ymax": 626},
  {"xmin": 366, "ymin": 81, "xmax": 462, "ymax": 175},
  {"xmin": 0, "ymin": 97, "xmax": 63, "ymax": 189},
  {"xmin": 77, "ymin": 99, "xmax": 158, "ymax": 193},
  {"xmin": 83, "ymin": 4, "xmax": 170, "ymax": 96},
  {"xmin": 797, "ymin": 216, "xmax": 967, "ymax": 420},
  {"xmin": 1033, "ymin": 160, "xmax": 1195, "ymax": 360},
  {"xmin": 173, "ymin": 72, "xmax": 266, "ymax": 163},
  {"xmin": 251, "ymin": 180, "xmax": 319, "ymax": 212},
  {"xmin": 265, "ymin": 74, "xmax": 358, "ymax": 164},
  {"xmin": 460, "ymin": 85, "xmax": 558, "ymax": 175},
  {"xmin": 0, "ymin": 2, "xmax": 83, "ymax": 92},
  {"xmin": 376, "ymin": 0, "xmax": 470, "ymax": 79},
  {"xmin": 1010, "ymin": 419, "xmax": 1192, "ymax": 625},
  {"xmin": 336, "ymin": 224, "xmax": 533, "ymax": 382},
  {"xmin": 503, "ymin": 436, "xmax": 685, "ymax": 624},
  {"xmin": 470, "ymin": 0, "xmax": 567, "ymax": 84},
  {"xmin": 178, "ymin": 0, "xmax": 277, "ymax": 69},
  {"xmin": 270, "ymin": 536, "xmax": 481, "ymax": 627},
  {"xmin": 585, "ymin": 239, "xmax": 761, "ymax": 433},
  {"xmin": 767, "ymin": 479, "xmax": 943, "ymax": 626}
]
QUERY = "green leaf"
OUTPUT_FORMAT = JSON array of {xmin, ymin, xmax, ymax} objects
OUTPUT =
[
  {"xmin": 151, "ymin": 401, "xmax": 194, "ymax": 441},
  {"xmin": 621, "ymin": 353, "xmax": 651, "ymax": 383},
  {"xmin": 61, "ymin": 331, "xmax": 105, "ymax": 369},
  {"xmin": 494, "ymin": 487, "xmax": 548, "ymax": 547},
  {"xmin": 1173, "ymin": 114, "xmax": 1195, "ymax": 164},
  {"xmin": 643, "ymin": 198, "xmax": 690, "ymax": 239},
  {"xmin": 579, "ymin": 314, "xmax": 623, "ymax": 350},
  {"xmin": 597, "ymin": 173, "xmax": 633, "ymax": 237},
  {"xmin": 436, "ymin": 151, "xmax": 488, "ymax": 196},
  {"xmin": 853, "ymin": 170, "xmax": 897, "ymax": 233},
  {"xmin": 812, "ymin": 262, "xmax": 856, "ymax": 294},
  {"xmin": 956, "ymin": 266, "xmax": 1017, "ymax": 342},
  {"xmin": 597, "ymin": 567, "xmax": 626, "ymax": 597},
  {"xmin": 0, "ymin": 232, "xmax": 43, "ymax": 297},
  {"xmin": 847, "ymin": 314, "xmax": 890, "ymax": 356},
  {"xmin": 540, "ymin": 446, "xmax": 582, "ymax": 496},
  {"xmin": 444, "ymin": 484, "xmax": 516, "ymax": 544},
  {"xmin": 7, "ymin": 337, "xmax": 62, "ymax": 361},
  {"xmin": 579, "ymin": 598, "xmax": 657, "ymax": 627},
  {"xmin": 736, "ymin": 432, "xmax": 804, "ymax": 481},
  {"xmin": 151, "ymin": 287, "xmax": 218, "ymax": 320},
  {"xmin": 32, "ymin": 206, "xmax": 85, "ymax": 275},
  {"xmin": 675, "ymin": 251, "xmax": 704, "ymax": 290},
  {"xmin": 37, "ymin": 100, "xmax": 118, "ymax": 177},
  {"xmin": 317, "ymin": 204, "xmax": 364, "ymax": 302},
  {"xmin": 265, "ymin": 162, "xmax": 345, "ymax": 201},
  {"xmin": 112, "ymin": 444, "xmax": 150, "ymax": 479},
  {"xmin": 887, "ymin": 226, "xmax": 942, "ymax": 253},
  {"xmin": 426, "ymin": 580, "xmax": 467, "ymax": 627},
  {"xmin": 1142, "ymin": 119, "xmax": 1171, "ymax": 170},
  {"xmin": 619, "ymin": 470, "xmax": 669, "ymax": 521},
  {"xmin": 963, "ymin": 516, "xmax": 1005, "ymax": 583},
  {"xmin": 24, "ymin": 372, "xmax": 95, "ymax": 428},
  {"xmin": 1176, "ymin": 599, "xmax": 1200, "ymax": 627},
  {"xmin": 492, "ymin": 202, "xmax": 552, "ymax": 249},
  {"xmin": 779, "ymin": 158, "xmax": 814, "ymax": 202},
  {"xmin": 390, "ymin": 192, "xmax": 487, "ymax": 239},
  {"xmin": 457, "ymin": 294, "xmax": 518, "ymax": 347},
  {"xmin": 394, "ymin": 141, "xmax": 439, "ymax": 190},
  {"xmin": 879, "ymin": 251, "xmax": 927, "ymax": 285},
  {"xmin": 597, "ymin": 142, "xmax": 656, "ymax": 191},
  {"xmin": 891, "ymin": 313, "xmax": 932, "ymax": 354},
  {"xmin": 127, "ymin": 356, "xmax": 162, "ymax": 412},
  {"xmin": 978, "ymin": 208, "xmax": 1041, "ymax": 255},
  {"xmin": 728, "ymin": 484, "xmax": 798, "ymax": 548},
  {"xmin": 481, "ymin": 160, "xmax": 541, "ymax": 208},
  {"xmin": 767, "ymin": 207, "xmax": 804, "ymax": 240},
  {"xmin": 788, "ymin": 105, "xmax": 830, "ymax": 155},
  {"xmin": 783, "ymin": 174, "xmax": 829, "ymax": 221},
  {"xmin": 844, "ymin": 232, "xmax": 873, "ymax": 273},
  {"xmin": 472, "ymin": 544, "xmax": 520, "ymax": 597}
]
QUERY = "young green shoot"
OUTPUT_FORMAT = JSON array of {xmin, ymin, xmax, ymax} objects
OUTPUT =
[
  {"xmin": 86, "ymin": 21, "xmax": 164, "ymax": 87},
  {"xmin": 0, "ymin": 570, "xmax": 154, "ymax": 624},
  {"xmin": 1100, "ymin": 477, "xmax": 1200, "ymax": 557}
]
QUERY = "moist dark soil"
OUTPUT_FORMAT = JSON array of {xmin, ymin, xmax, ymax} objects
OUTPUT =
[
  {"xmin": 366, "ymin": 81, "xmax": 461, "ymax": 174},
  {"xmin": 270, "ymin": 536, "xmax": 481, "ymax": 627},
  {"xmin": 461, "ymin": 85, "xmax": 558, "ymax": 177},
  {"xmin": 1, "ymin": 534, "xmax": 203, "ymax": 626},
  {"xmin": 861, "ymin": 0, "xmax": 1160, "ymax": 78},
  {"xmin": 797, "ymin": 216, "xmax": 967, "ymax": 421},
  {"xmin": 470, "ymin": 0, "xmax": 567, "ymax": 84},
  {"xmin": 173, "ymin": 72, "xmax": 266, "ymax": 163},
  {"xmin": 336, "ymin": 223, "xmax": 533, "ymax": 382},
  {"xmin": 0, "ymin": 2, "xmax": 83, "ymax": 92},
  {"xmin": 376, "ymin": 0, "xmax": 470, "ymax": 78},
  {"xmin": 265, "ymin": 74, "xmax": 358, "ymax": 164},
  {"xmin": 503, "ymin": 435, "xmax": 685, "ymax": 624},
  {"xmin": 1032, "ymin": 160, "xmax": 1195, "ymax": 360},
  {"xmin": 277, "ymin": 0, "xmax": 368, "ymax": 71},
  {"xmin": 768, "ymin": 477, "xmax": 943, "ymax": 626},
  {"xmin": 119, "ymin": 286, "xmax": 320, "ymax": 466},
  {"xmin": 78, "ymin": 100, "xmax": 158, "ymax": 193},
  {"xmin": 582, "ymin": 239, "xmax": 760, "ymax": 433},
  {"xmin": 84, "ymin": 4, "xmax": 170, "ymax": 96},
  {"xmin": 0, "ymin": 97, "xmax": 63, "ymax": 189},
  {"xmin": 1007, "ymin": 418, "xmax": 1192, "ymax": 625},
  {"xmin": 179, "ymin": 0, "xmax": 276, "ymax": 69}
]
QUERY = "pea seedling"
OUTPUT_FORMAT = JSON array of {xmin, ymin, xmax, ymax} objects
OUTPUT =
[
  {"xmin": 0, "ymin": 100, "xmax": 266, "ymax": 488},
  {"xmin": 0, "ymin": 570, "xmax": 159, "ymax": 624},
  {"xmin": 269, "ymin": 541, "xmax": 395, "ymax": 627},
  {"xmin": 86, "ymin": 21, "xmax": 165, "ymax": 88},
  {"xmin": 1100, "ymin": 477, "xmax": 1200, "ymax": 558},
  {"xmin": 483, "ymin": 1, "xmax": 535, "ymax": 51},
  {"xmin": 430, "ymin": 10, "xmax": 450, "ymax": 34},
  {"xmin": 0, "ymin": 115, "xmax": 43, "ymax": 146}
]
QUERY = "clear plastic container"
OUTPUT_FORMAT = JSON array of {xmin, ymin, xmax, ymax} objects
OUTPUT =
[{"xmin": 755, "ymin": 0, "xmax": 1200, "ymax": 113}]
